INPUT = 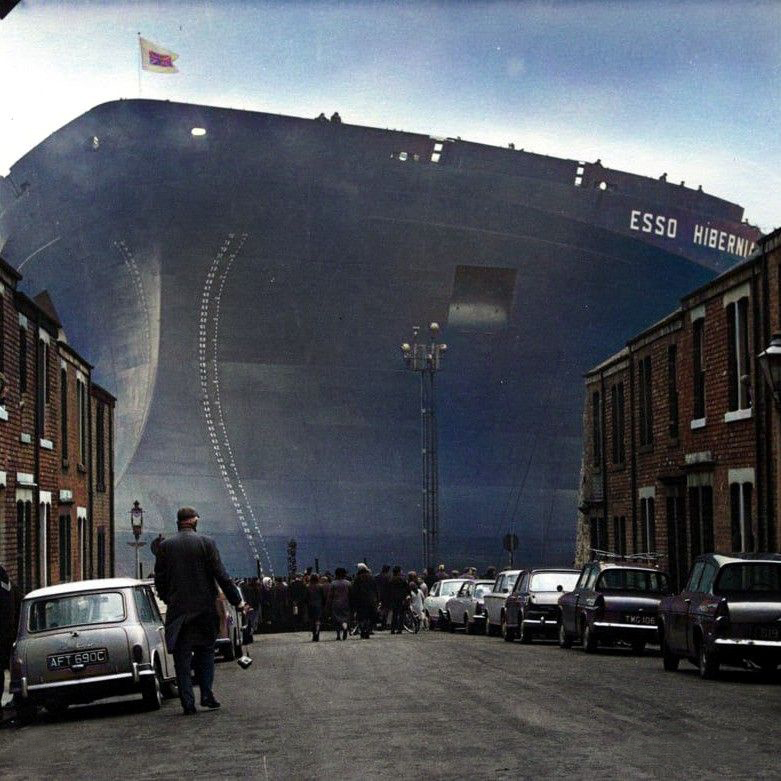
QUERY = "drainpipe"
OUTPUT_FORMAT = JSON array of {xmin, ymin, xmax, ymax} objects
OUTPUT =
[
  {"xmin": 628, "ymin": 347, "xmax": 638, "ymax": 551},
  {"xmin": 752, "ymin": 261, "xmax": 767, "ymax": 551}
]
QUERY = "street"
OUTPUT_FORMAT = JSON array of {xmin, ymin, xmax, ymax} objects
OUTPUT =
[{"xmin": 2, "ymin": 630, "xmax": 780, "ymax": 780}]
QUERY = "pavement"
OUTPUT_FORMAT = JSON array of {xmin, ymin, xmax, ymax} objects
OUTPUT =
[{"xmin": 1, "ymin": 628, "xmax": 780, "ymax": 780}]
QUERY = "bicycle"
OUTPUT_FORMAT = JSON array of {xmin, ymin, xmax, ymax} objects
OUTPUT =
[{"xmin": 402, "ymin": 607, "xmax": 421, "ymax": 634}]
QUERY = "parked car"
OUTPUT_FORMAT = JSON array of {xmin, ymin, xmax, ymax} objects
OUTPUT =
[
  {"xmin": 216, "ymin": 585, "xmax": 247, "ymax": 660},
  {"xmin": 558, "ymin": 560, "xmax": 671, "ymax": 654},
  {"xmin": 505, "ymin": 568, "xmax": 580, "ymax": 643},
  {"xmin": 10, "ymin": 578, "xmax": 177, "ymax": 720},
  {"xmin": 658, "ymin": 553, "xmax": 781, "ymax": 679},
  {"xmin": 444, "ymin": 580, "xmax": 495, "ymax": 633},
  {"xmin": 423, "ymin": 579, "xmax": 468, "ymax": 629},
  {"xmin": 483, "ymin": 569, "xmax": 523, "ymax": 637}
]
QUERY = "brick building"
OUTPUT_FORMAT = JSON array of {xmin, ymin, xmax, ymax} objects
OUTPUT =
[
  {"xmin": 578, "ymin": 228, "xmax": 781, "ymax": 588},
  {"xmin": 0, "ymin": 256, "xmax": 115, "ymax": 594}
]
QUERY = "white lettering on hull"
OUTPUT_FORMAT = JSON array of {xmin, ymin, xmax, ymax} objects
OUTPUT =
[{"xmin": 631, "ymin": 210, "xmax": 756, "ymax": 260}]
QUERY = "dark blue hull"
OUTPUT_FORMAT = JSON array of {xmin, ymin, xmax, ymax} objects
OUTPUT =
[{"xmin": 0, "ymin": 100, "xmax": 759, "ymax": 574}]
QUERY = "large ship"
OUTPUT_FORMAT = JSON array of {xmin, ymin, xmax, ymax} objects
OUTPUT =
[{"xmin": 0, "ymin": 99, "xmax": 761, "ymax": 575}]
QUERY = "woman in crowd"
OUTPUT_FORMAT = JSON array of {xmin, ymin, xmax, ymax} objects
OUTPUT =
[
  {"xmin": 408, "ymin": 577, "xmax": 425, "ymax": 631},
  {"xmin": 306, "ymin": 573, "xmax": 326, "ymax": 641},
  {"xmin": 327, "ymin": 567, "xmax": 352, "ymax": 640}
]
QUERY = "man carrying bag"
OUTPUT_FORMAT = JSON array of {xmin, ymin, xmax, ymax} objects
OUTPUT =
[{"xmin": 154, "ymin": 507, "xmax": 249, "ymax": 715}]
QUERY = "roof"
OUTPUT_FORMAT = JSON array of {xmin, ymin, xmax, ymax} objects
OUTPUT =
[
  {"xmin": 528, "ymin": 567, "xmax": 580, "ymax": 574},
  {"xmin": 707, "ymin": 553, "xmax": 781, "ymax": 565},
  {"xmin": 90, "ymin": 381, "xmax": 117, "ymax": 403},
  {"xmin": 0, "ymin": 255, "xmax": 22, "ymax": 283},
  {"xmin": 23, "ymin": 578, "xmax": 142, "ymax": 600},
  {"xmin": 32, "ymin": 290, "xmax": 62, "ymax": 327},
  {"xmin": 57, "ymin": 339, "xmax": 94, "ymax": 371}
]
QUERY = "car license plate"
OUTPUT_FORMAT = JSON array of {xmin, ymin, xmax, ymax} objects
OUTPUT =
[
  {"xmin": 753, "ymin": 625, "xmax": 781, "ymax": 641},
  {"xmin": 47, "ymin": 648, "xmax": 109, "ymax": 671},
  {"xmin": 624, "ymin": 614, "xmax": 655, "ymax": 625}
]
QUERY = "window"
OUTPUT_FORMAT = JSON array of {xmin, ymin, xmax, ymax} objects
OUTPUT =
[
  {"xmin": 638, "ymin": 356, "xmax": 653, "ymax": 446},
  {"xmin": 19, "ymin": 325, "xmax": 27, "ymax": 394},
  {"xmin": 97, "ymin": 527, "xmax": 106, "ymax": 578},
  {"xmin": 667, "ymin": 345, "xmax": 679, "ymax": 438},
  {"xmin": 590, "ymin": 517, "xmax": 608, "ymax": 551},
  {"xmin": 715, "ymin": 563, "xmax": 781, "ymax": 597},
  {"xmin": 686, "ymin": 561, "xmax": 705, "ymax": 592},
  {"xmin": 592, "ymin": 391, "xmax": 602, "ymax": 468},
  {"xmin": 726, "ymin": 297, "xmax": 751, "ymax": 412},
  {"xmin": 730, "ymin": 481, "xmax": 754, "ymax": 552},
  {"xmin": 584, "ymin": 566, "xmax": 600, "ymax": 590},
  {"xmin": 639, "ymin": 497, "xmax": 656, "ymax": 553},
  {"xmin": 29, "ymin": 592, "xmax": 125, "ymax": 632},
  {"xmin": 692, "ymin": 318, "xmax": 705, "ymax": 420},
  {"xmin": 77, "ymin": 378, "xmax": 87, "ymax": 465},
  {"xmin": 666, "ymin": 487, "xmax": 687, "ymax": 592},
  {"xmin": 96, "ymin": 402, "xmax": 106, "ymax": 491},
  {"xmin": 59, "ymin": 514, "xmax": 72, "ymax": 582},
  {"xmin": 78, "ymin": 516, "xmax": 88, "ymax": 580},
  {"xmin": 688, "ymin": 485, "xmax": 714, "ymax": 561},
  {"xmin": 698, "ymin": 562, "xmax": 718, "ymax": 594},
  {"xmin": 36, "ymin": 339, "xmax": 48, "ymax": 433},
  {"xmin": 612, "ymin": 516, "xmax": 627, "ymax": 556},
  {"xmin": 133, "ymin": 588, "xmax": 157, "ymax": 623},
  {"xmin": 0, "ymin": 298, "xmax": 4, "ymax": 374},
  {"xmin": 16, "ymin": 500, "xmax": 33, "ymax": 593},
  {"xmin": 611, "ymin": 383, "xmax": 625, "ymax": 464},
  {"xmin": 60, "ymin": 368, "xmax": 68, "ymax": 462},
  {"xmin": 596, "ymin": 569, "xmax": 669, "ymax": 593}
]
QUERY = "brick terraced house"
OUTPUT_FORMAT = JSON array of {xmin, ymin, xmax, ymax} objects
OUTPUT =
[
  {"xmin": 577, "ymin": 228, "xmax": 781, "ymax": 588},
  {"xmin": 0, "ymin": 257, "xmax": 115, "ymax": 594}
]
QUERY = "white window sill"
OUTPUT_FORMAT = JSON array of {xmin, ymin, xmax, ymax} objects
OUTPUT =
[
  {"xmin": 724, "ymin": 408, "xmax": 752, "ymax": 423},
  {"xmin": 40, "ymin": 438, "xmax": 54, "ymax": 450},
  {"xmin": 20, "ymin": 432, "xmax": 32, "ymax": 444},
  {"xmin": 690, "ymin": 418, "xmax": 706, "ymax": 430},
  {"xmin": 0, "ymin": 406, "xmax": 8, "ymax": 422}
]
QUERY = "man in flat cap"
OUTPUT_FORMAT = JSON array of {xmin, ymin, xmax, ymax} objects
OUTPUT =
[{"xmin": 154, "ymin": 507, "xmax": 248, "ymax": 715}]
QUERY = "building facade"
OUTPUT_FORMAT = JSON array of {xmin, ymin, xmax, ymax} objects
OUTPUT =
[
  {"xmin": 578, "ymin": 228, "xmax": 781, "ymax": 588},
  {"xmin": 0, "ymin": 257, "xmax": 115, "ymax": 594}
]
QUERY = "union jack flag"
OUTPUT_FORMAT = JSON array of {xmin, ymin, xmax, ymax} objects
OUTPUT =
[
  {"xmin": 139, "ymin": 36, "xmax": 179, "ymax": 74},
  {"xmin": 149, "ymin": 51, "xmax": 174, "ymax": 69}
]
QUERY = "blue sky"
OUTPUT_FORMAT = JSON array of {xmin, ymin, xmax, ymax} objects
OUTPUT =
[{"xmin": 2, "ymin": 0, "xmax": 780, "ymax": 229}]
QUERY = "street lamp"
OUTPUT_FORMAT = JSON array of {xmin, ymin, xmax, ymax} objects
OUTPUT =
[
  {"xmin": 127, "ymin": 500, "xmax": 146, "ymax": 579},
  {"xmin": 401, "ymin": 322, "xmax": 448, "ymax": 572},
  {"xmin": 758, "ymin": 334, "xmax": 781, "ymax": 408}
]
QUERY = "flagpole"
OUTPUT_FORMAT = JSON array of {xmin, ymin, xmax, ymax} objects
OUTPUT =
[{"xmin": 137, "ymin": 32, "xmax": 142, "ymax": 97}]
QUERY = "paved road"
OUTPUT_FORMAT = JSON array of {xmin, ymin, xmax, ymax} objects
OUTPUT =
[{"xmin": 2, "ymin": 629, "xmax": 780, "ymax": 779}]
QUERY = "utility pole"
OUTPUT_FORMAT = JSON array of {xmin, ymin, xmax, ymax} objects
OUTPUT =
[{"xmin": 401, "ymin": 322, "xmax": 447, "ymax": 572}]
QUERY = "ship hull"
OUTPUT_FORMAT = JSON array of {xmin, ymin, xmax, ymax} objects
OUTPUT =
[{"xmin": 0, "ymin": 100, "xmax": 757, "ymax": 574}]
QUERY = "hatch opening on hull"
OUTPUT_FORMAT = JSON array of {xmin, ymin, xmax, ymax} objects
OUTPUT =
[{"xmin": 448, "ymin": 265, "xmax": 517, "ymax": 331}]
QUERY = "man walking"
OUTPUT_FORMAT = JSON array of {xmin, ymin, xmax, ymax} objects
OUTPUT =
[
  {"xmin": 388, "ymin": 566, "xmax": 410, "ymax": 634},
  {"xmin": 154, "ymin": 507, "xmax": 248, "ymax": 715}
]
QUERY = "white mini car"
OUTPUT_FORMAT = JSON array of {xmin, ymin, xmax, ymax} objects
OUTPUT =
[{"xmin": 444, "ymin": 580, "xmax": 495, "ymax": 634}]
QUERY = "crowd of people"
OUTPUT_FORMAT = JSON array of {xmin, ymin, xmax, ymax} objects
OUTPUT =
[{"xmin": 238, "ymin": 563, "xmax": 497, "ymax": 641}]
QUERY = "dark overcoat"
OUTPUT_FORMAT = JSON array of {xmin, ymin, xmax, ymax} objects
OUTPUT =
[{"xmin": 154, "ymin": 529, "xmax": 241, "ymax": 650}]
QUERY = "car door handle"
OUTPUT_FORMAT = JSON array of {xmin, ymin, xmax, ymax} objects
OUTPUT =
[{"xmin": 684, "ymin": 599, "xmax": 691, "ymax": 605}]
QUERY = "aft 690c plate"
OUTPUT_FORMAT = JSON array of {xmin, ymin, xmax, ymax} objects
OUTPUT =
[{"xmin": 47, "ymin": 648, "xmax": 108, "ymax": 670}]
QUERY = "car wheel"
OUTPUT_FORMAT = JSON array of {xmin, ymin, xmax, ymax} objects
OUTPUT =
[
  {"xmin": 44, "ymin": 700, "xmax": 69, "ymax": 718},
  {"xmin": 162, "ymin": 678, "xmax": 179, "ymax": 699},
  {"xmin": 438, "ymin": 610, "xmax": 448, "ymax": 631},
  {"xmin": 464, "ymin": 614, "xmax": 473, "ymax": 634},
  {"xmin": 502, "ymin": 614, "xmax": 514, "ymax": 642},
  {"xmin": 13, "ymin": 696, "xmax": 37, "ymax": 725},
  {"xmin": 519, "ymin": 613, "xmax": 532, "ymax": 644},
  {"xmin": 487, "ymin": 620, "xmax": 499, "ymax": 637},
  {"xmin": 233, "ymin": 630, "xmax": 243, "ymax": 659},
  {"xmin": 581, "ymin": 621, "xmax": 598, "ymax": 654},
  {"xmin": 631, "ymin": 640, "xmax": 646, "ymax": 655},
  {"xmin": 223, "ymin": 634, "xmax": 237, "ymax": 660},
  {"xmin": 558, "ymin": 621, "xmax": 572, "ymax": 649},
  {"xmin": 142, "ymin": 668, "xmax": 163, "ymax": 710},
  {"xmin": 698, "ymin": 639, "xmax": 719, "ymax": 679},
  {"xmin": 661, "ymin": 632, "xmax": 680, "ymax": 672},
  {"xmin": 448, "ymin": 612, "xmax": 455, "ymax": 633}
]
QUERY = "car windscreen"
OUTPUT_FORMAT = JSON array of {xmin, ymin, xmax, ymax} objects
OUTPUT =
[
  {"xmin": 28, "ymin": 592, "xmax": 126, "ymax": 632},
  {"xmin": 530, "ymin": 572, "xmax": 580, "ymax": 592},
  {"xmin": 596, "ymin": 569, "xmax": 669, "ymax": 594},
  {"xmin": 440, "ymin": 582, "xmax": 463, "ymax": 596},
  {"xmin": 474, "ymin": 584, "xmax": 493, "ymax": 599},
  {"xmin": 714, "ymin": 563, "xmax": 781, "ymax": 598}
]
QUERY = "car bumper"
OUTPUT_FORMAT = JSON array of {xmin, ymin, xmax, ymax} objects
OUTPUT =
[
  {"xmin": 713, "ymin": 637, "xmax": 781, "ymax": 665},
  {"xmin": 592, "ymin": 621, "xmax": 658, "ymax": 642},
  {"xmin": 12, "ymin": 664, "xmax": 154, "ymax": 703},
  {"xmin": 522, "ymin": 617, "xmax": 560, "ymax": 633}
]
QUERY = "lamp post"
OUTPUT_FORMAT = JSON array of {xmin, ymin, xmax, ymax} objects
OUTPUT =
[
  {"xmin": 758, "ymin": 334, "xmax": 781, "ymax": 408},
  {"xmin": 127, "ymin": 500, "xmax": 146, "ymax": 579},
  {"xmin": 401, "ymin": 322, "xmax": 448, "ymax": 572}
]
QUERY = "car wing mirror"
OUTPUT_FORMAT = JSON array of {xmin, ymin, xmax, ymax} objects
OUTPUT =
[{"xmin": 557, "ymin": 585, "xmax": 563, "ymax": 592}]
